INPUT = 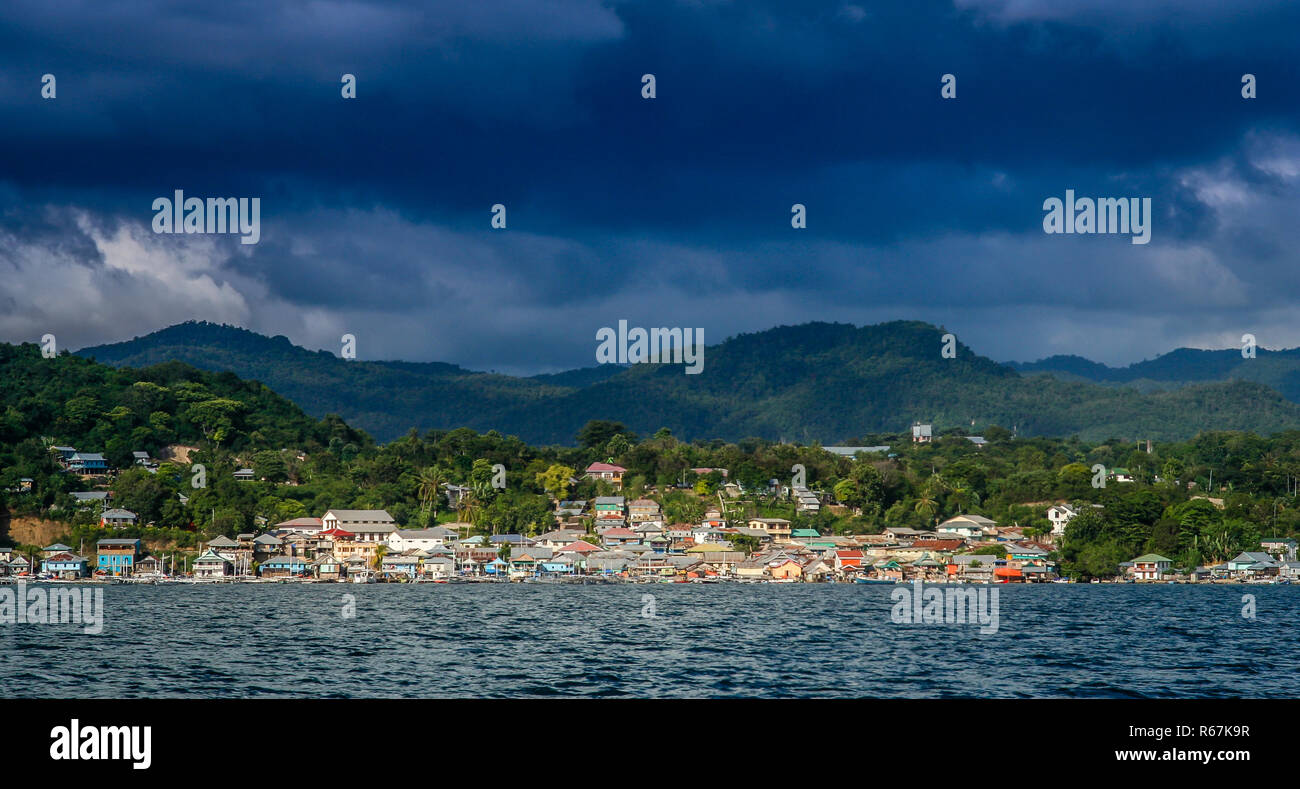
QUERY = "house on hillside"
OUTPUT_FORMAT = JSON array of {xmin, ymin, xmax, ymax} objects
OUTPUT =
[
  {"xmin": 911, "ymin": 423, "xmax": 933, "ymax": 443},
  {"xmin": 584, "ymin": 462, "xmax": 627, "ymax": 489},
  {"xmin": 100, "ymin": 509, "xmax": 138, "ymax": 528},
  {"xmin": 1047, "ymin": 504, "xmax": 1077, "ymax": 536}
]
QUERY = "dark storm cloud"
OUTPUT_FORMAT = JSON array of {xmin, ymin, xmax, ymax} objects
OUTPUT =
[{"xmin": 2, "ymin": 0, "xmax": 1300, "ymax": 370}]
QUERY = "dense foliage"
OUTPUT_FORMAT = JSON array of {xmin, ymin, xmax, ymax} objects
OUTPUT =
[
  {"xmin": 4, "ymin": 346, "xmax": 1300, "ymax": 581},
  {"xmin": 77, "ymin": 320, "xmax": 1300, "ymax": 444}
]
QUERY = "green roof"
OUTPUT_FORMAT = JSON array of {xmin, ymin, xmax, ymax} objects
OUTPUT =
[
  {"xmin": 1132, "ymin": 553, "xmax": 1172, "ymax": 563},
  {"xmin": 791, "ymin": 529, "xmax": 821, "ymax": 538}
]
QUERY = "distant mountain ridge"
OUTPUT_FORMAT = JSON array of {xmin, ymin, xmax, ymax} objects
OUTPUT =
[
  {"xmin": 1010, "ymin": 346, "xmax": 1300, "ymax": 402},
  {"xmin": 75, "ymin": 320, "xmax": 1300, "ymax": 444}
]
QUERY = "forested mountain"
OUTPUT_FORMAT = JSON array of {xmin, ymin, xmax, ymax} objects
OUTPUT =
[
  {"xmin": 1010, "ymin": 347, "xmax": 1300, "ymax": 402},
  {"xmin": 75, "ymin": 320, "xmax": 1300, "ymax": 444},
  {"xmin": 0, "ymin": 342, "xmax": 368, "ymax": 467}
]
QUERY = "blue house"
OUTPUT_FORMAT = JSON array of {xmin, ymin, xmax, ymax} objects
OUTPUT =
[
  {"xmin": 70, "ymin": 452, "xmax": 109, "ymax": 473},
  {"xmin": 42, "ymin": 552, "xmax": 89, "ymax": 579},
  {"xmin": 259, "ymin": 555, "xmax": 309, "ymax": 577},
  {"xmin": 96, "ymin": 538, "xmax": 142, "ymax": 576}
]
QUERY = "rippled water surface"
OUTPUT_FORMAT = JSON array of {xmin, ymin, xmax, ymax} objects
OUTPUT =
[{"xmin": 2, "ymin": 584, "xmax": 1294, "ymax": 698}]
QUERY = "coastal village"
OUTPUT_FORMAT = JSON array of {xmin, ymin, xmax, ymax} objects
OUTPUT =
[{"xmin": 3, "ymin": 436, "xmax": 1297, "ymax": 585}]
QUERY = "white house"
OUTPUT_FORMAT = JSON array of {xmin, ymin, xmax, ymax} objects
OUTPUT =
[
  {"xmin": 1047, "ymin": 504, "xmax": 1078, "ymax": 536},
  {"xmin": 387, "ymin": 527, "xmax": 457, "ymax": 552}
]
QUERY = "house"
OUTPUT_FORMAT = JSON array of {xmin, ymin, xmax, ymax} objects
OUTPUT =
[
  {"xmin": 593, "ymin": 496, "xmax": 627, "ymax": 528},
  {"xmin": 882, "ymin": 527, "xmax": 929, "ymax": 541},
  {"xmin": 100, "ymin": 508, "xmax": 138, "ymax": 528},
  {"xmin": 911, "ymin": 423, "xmax": 933, "ymax": 443},
  {"xmin": 321, "ymin": 509, "xmax": 397, "ymax": 543},
  {"xmin": 312, "ymin": 553, "xmax": 345, "ymax": 581},
  {"xmin": 421, "ymin": 556, "xmax": 455, "ymax": 579},
  {"xmin": 1260, "ymin": 537, "xmax": 1298, "ymax": 562},
  {"xmin": 96, "ymin": 538, "xmax": 142, "ymax": 577},
  {"xmin": 5, "ymin": 555, "xmax": 31, "ymax": 577},
  {"xmin": 251, "ymin": 533, "xmax": 283, "ymax": 562},
  {"xmin": 69, "ymin": 452, "xmax": 109, "ymax": 473},
  {"xmin": 628, "ymin": 499, "xmax": 662, "ymax": 524},
  {"xmin": 380, "ymin": 554, "xmax": 420, "ymax": 578},
  {"xmin": 41, "ymin": 552, "xmax": 89, "ymax": 579},
  {"xmin": 937, "ymin": 514, "xmax": 996, "ymax": 537},
  {"xmin": 193, "ymin": 548, "xmax": 235, "ymax": 579},
  {"xmin": 70, "ymin": 491, "xmax": 111, "ymax": 507},
  {"xmin": 1131, "ymin": 553, "xmax": 1173, "ymax": 581},
  {"xmin": 966, "ymin": 436, "xmax": 988, "ymax": 446},
  {"xmin": 1227, "ymin": 552, "xmax": 1279, "ymax": 577},
  {"xmin": 556, "ymin": 540, "xmax": 602, "ymax": 556},
  {"xmin": 260, "ymin": 555, "xmax": 310, "ymax": 578},
  {"xmin": 42, "ymin": 543, "xmax": 73, "ymax": 559},
  {"xmin": 1108, "ymin": 467, "xmax": 1135, "ymax": 484},
  {"xmin": 834, "ymin": 549, "xmax": 865, "ymax": 572},
  {"xmin": 274, "ymin": 517, "xmax": 324, "ymax": 534},
  {"xmin": 791, "ymin": 486, "xmax": 820, "ymax": 514},
  {"xmin": 1046, "ymin": 504, "xmax": 1077, "ymax": 536},
  {"xmin": 233, "ymin": 468, "xmax": 256, "ymax": 482},
  {"xmin": 388, "ymin": 527, "xmax": 457, "ymax": 552},
  {"xmin": 135, "ymin": 556, "xmax": 164, "ymax": 575},
  {"xmin": 583, "ymin": 462, "xmax": 627, "ymax": 488},
  {"xmin": 747, "ymin": 518, "xmax": 793, "ymax": 541},
  {"xmin": 534, "ymin": 529, "xmax": 587, "ymax": 549},
  {"xmin": 132, "ymin": 450, "xmax": 152, "ymax": 466},
  {"xmin": 599, "ymin": 527, "xmax": 640, "ymax": 548},
  {"xmin": 768, "ymin": 556, "xmax": 804, "ymax": 581}
]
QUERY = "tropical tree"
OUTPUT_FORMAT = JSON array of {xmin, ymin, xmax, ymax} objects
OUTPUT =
[{"xmin": 417, "ymin": 466, "xmax": 448, "ymax": 517}]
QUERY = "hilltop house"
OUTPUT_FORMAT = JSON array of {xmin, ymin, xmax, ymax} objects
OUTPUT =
[
  {"xmin": 69, "ymin": 452, "xmax": 109, "ymax": 473},
  {"xmin": 1047, "ymin": 504, "xmax": 1077, "ymax": 536},
  {"xmin": 911, "ymin": 423, "xmax": 932, "ymax": 443},
  {"xmin": 584, "ymin": 462, "xmax": 627, "ymax": 489},
  {"xmin": 100, "ymin": 508, "xmax": 138, "ymax": 528}
]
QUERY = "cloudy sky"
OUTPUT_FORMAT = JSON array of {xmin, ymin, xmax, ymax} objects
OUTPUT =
[{"xmin": 2, "ymin": 0, "xmax": 1300, "ymax": 374}]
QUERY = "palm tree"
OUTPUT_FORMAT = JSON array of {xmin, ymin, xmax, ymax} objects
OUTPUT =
[
  {"xmin": 914, "ymin": 494, "xmax": 938, "ymax": 526},
  {"xmin": 457, "ymin": 489, "xmax": 481, "ymax": 528},
  {"xmin": 417, "ymin": 466, "xmax": 447, "ymax": 518}
]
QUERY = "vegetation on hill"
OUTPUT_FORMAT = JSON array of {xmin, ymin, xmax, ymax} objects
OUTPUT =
[
  {"xmin": 3, "ymin": 342, "xmax": 1300, "ymax": 580},
  {"xmin": 77, "ymin": 320, "xmax": 1300, "ymax": 444}
]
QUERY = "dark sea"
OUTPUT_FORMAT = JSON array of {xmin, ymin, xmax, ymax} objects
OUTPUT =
[{"xmin": 1, "ymin": 583, "xmax": 1292, "ymax": 698}]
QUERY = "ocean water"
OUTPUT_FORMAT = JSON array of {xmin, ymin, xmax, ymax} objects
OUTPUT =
[{"xmin": 0, "ymin": 584, "xmax": 1292, "ymax": 698}]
